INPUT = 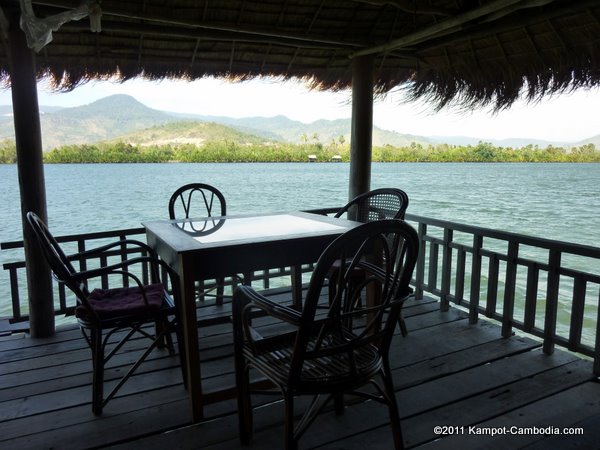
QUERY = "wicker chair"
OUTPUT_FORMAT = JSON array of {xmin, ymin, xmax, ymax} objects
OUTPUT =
[
  {"xmin": 233, "ymin": 219, "xmax": 419, "ymax": 450},
  {"xmin": 331, "ymin": 188, "xmax": 411, "ymax": 335},
  {"xmin": 334, "ymin": 188, "xmax": 409, "ymax": 222},
  {"xmin": 26, "ymin": 212, "xmax": 184, "ymax": 415},
  {"xmin": 168, "ymin": 183, "xmax": 242, "ymax": 304}
]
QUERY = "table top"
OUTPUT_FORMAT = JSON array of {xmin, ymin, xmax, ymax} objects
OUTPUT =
[{"xmin": 143, "ymin": 210, "xmax": 358, "ymax": 253}]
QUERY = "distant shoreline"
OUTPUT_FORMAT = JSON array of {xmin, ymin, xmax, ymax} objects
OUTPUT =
[{"xmin": 1, "ymin": 140, "xmax": 599, "ymax": 164}]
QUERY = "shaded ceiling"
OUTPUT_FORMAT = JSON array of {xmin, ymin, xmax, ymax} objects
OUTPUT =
[{"xmin": 0, "ymin": 0, "xmax": 599, "ymax": 110}]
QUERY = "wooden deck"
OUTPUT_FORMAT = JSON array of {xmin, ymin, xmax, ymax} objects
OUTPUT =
[{"xmin": 1, "ymin": 290, "xmax": 600, "ymax": 450}]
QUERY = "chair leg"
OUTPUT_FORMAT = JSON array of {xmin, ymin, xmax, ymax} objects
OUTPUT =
[
  {"xmin": 155, "ymin": 318, "xmax": 171, "ymax": 350},
  {"xmin": 283, "ymin": 391, "xmax": 298, "ymax": 450},
  {"xmin": 381, "ymin": 366, "xmax": 405, "ymax": 450},
  {"xmin": 90, "ymin": 328, "xmax": 104, "ymax": 415},
  {"xmin": 334, "ymin": 393, "xmax": 345, "ymax": 415},
  {"xmin": 398, "ymin": 314, "xmax": 408, "ymax": 337},
  {"xmin": 236, "ymin": 365, "xmax": 253, "ymax": 444}
]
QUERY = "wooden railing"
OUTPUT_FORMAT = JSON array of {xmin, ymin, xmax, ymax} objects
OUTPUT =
[
  {"xmin": 403, "ymin": 213, "xmax": 600, "ymax": 375},
  {"xmin": 2, "ymin": 212, "xmax": 600, "ymax": 375}
]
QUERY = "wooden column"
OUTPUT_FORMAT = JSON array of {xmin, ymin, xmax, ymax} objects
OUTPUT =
[
  {"xmin": 8, "ymin": 26, "xmax": 54, "ymax": 337},
  {"xmin": 348, "ymin": 55, "xmax": 374, "ymax": 205}
]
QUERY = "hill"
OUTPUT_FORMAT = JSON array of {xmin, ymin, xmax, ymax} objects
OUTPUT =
[
  {"xmin": 111, "ymin": 120, "xmax": 270, "ymax": 147},
  {"xmin": 168, "ymin": 112, "xmax": 433, "ymax": 147},
  {"xmin": 574, "ymin": 134, "xmax": 600, "ymax": 148},
  {"xmin": 428, "ymin": 135, "xmax": 569, "ymax": 148}
]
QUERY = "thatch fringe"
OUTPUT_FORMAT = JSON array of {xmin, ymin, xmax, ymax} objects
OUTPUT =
[{"xmin": 0, "ymin": 0, "xmax": 598, "ymax": 110}]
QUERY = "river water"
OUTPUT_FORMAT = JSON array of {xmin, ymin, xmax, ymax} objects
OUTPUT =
[{"xmin": 1, "ymin": 162, "xmax": 599, "ymax": 323}]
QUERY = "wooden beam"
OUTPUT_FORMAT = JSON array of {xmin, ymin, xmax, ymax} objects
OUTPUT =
[
  {"xmin": 63, "ymin": 20, "xmax": 345, "ymax": 51},
  {"xmin": 8, "ymin": 24, "xmax": 54, "ymax": 338},
  {"xmin": 351, "ymin": 0, "xmax": 558, "ymax": 57},
  {"xmin": 33, "ymin": 1, "xmax": 360, "ymax": 49},
  {"xmin": 350, "ymin": 0, "xmax": 453, "ymax": 16},
  {"xmin": 348, "ymin": 55, "xmax": 374, "ymax": 204}
]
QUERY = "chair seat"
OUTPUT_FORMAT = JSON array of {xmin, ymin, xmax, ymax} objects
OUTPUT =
[
  {"xmin": 76, "ymin": 283, "xmax": 165, "ymax": 320},
  {"xmin": 245, "ymin": 330, "xmax": 381, "ymax": 390}
]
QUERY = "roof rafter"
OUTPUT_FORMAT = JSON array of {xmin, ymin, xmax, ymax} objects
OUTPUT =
[
  {"xmin": 351, "ymin": 0, "xmax": 560, "ymax": 57},
  {"xmin": 349, "ymin": 0, "xmax": 453, "ymax": 16}
]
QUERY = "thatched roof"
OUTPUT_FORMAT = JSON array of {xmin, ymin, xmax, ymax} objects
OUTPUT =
[{"xmin": 0, "ymin": 0, "xmax": 599, "ymax": 110}]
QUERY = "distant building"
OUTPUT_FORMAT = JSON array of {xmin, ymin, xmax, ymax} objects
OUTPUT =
[
  {"xmin": 308, "ymin": 154, "xmax": 317, "ymax": 162},
  {"xmin": 331, "ymin": 155, "xmax": 342, "ymax": 162}
]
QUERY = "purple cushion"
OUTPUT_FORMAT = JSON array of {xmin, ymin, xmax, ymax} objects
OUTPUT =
[{"xmin": 76, "ymin": 283, "xmax": 165, "ymax": 319}]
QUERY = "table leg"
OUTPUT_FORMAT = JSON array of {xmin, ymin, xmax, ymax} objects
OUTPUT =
[{"xmin": 179, "ymin": 264, "xmax": 204, "ymax": 422}]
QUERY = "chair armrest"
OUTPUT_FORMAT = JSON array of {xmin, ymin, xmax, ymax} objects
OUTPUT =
[
  {"xmin": 302, "ymin": 207, "xmax": 340, "ymax": 217},
  {"xmin": 234, "ymin": 285, "xmax": 302, "ymax": 326},
  {"xmin": 71, "ymin": 256, "xmax": 180, "ymax": 310},
  {"xmin": 69, "ymin": 239, "xmax": 157, "ymax": 260}
]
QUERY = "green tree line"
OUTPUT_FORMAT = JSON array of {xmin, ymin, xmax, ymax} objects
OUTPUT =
[{"xmin": 1, "ymin": 139, "xmax": 599, "ymax": 164}]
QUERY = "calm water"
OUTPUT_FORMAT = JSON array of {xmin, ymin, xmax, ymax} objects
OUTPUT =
[{"xmin": 1, "ymin": 162, "xmax": 599, "ymax": 319}]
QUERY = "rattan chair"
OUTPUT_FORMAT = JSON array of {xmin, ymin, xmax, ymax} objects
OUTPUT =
[
  {"xmin": 27, "ymin": 212, "xmax": 184, "ymax": 415},
  {"xmin": 334, "ymin": 188, "xmax": 409, "ymax": 222},
  {"xmin": 168, "ymin": 183, "xmax": 243, "ymax": 304},
  {"xmin": 331, "ymin": 188, "xmax": 411, "ymax": 334},
  {"xmin": 233, "ymin": 219, "xmax": 419, "ymax": 450}
]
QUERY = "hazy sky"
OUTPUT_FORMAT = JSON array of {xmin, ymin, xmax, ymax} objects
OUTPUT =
[{"xmin": 1, "ymin": 77, "xmax": 598, "ymax": 142}]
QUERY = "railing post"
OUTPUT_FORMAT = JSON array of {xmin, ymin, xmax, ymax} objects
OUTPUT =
[
  {"xmin": 523, "ymin": 262, "xmax": 539, "ymax": 332},
  {"xmin": 569, "ymin": 276, "xmax": 586, "ymax": 351},
  {"xmin": 501, "ymin": 241, "xmax": 519, "ymax": 338},
  {"xmin": 543, "ymin": 249, "xmax": 561, "ymax": 355},
  {"xmin": 413, "ymin": 222, "xmax": 427, "ymax": 300},
  {"xmin": 440, "ymin": 228, "xmax": 453, "ymax": 311},
  {"xmin": 428, "ymin": 242, "xmax": 439, "ymax": 297},
  {"xmin": 455, "ymin": 248, "xmax": 466, "ymax": 306},
  {"xmin": 485, "ymin": 254, "xmax": 500, "ymax": 318},
  {"xmin": 469, "ymin": 234, "xmax": 483, "ymax": 324},
  {"xmin": 594, "ymin": 289, "xmax": 600, "ymax": 376}
]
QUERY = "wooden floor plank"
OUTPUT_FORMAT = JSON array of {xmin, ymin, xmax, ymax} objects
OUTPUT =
[
  {"xmin": 1, "ymin": 297, "xmax": 599, "ymax": 450},
  {"xmin": 426, "ymin": 381, "xmax": 600, "ymax": 450}
]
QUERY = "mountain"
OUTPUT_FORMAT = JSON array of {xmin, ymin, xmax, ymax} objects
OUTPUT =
[
  {"xmin": 167, "ymin": 112, "xmax": 433, "ymax": 147},
  {"xmin": 0, "ymin": 104, "xmax": 64, "ymax": 117},
  {"xmin": 0, "ymin": 94, "xmax": 597, "ymax": 151},
  {"xmin": 428, "ymin": 135, "xmax": 570, "ymax": 148},
  {"xmin": 574, "ymin": 134, "xmax": 600, "ymax": 148},
  {"xmin": 0, "ymin": 95, "xmax": 175, "ymax": 150}
]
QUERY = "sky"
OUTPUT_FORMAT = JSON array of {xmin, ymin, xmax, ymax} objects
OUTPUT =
[{"xmin": 0, "ymin": 76, "xmax": 599, "ymax": 143}]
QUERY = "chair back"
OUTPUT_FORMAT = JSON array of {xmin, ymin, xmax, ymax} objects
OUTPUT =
[
  {"xmin": 26, "ymin": 212, "xmax": 90, "ymax": 298},
  {"xmin": 168, "ymin": 183, "xmax": 226, "ymax": 220},
  {"xmin": 290, "ymin": 219, "xmax": 419, "ymax": 384},
  {"xmin": 334, "ymin": 188, "xmax": 408, "ymax": 223}
]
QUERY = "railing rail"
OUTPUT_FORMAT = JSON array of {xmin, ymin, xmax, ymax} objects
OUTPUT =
[{"xmin": 3, "ymin": 211, "xmax": 600, "ymax": 375}]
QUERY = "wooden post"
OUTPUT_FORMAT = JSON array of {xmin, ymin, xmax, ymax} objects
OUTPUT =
[
  {"xmin": 348, "ymin": 55, "xmax": 374, "ymax": 207},
  {"xmin": 8, "ymin": 25, "xmax": 54, "ymax": 337}
]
